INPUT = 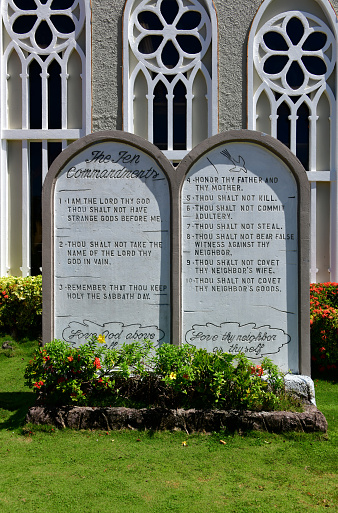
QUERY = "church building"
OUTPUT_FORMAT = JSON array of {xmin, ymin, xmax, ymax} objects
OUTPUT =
[{"xmin": 1, "ymin": 0, "xmax": 337, "ymax": 283}]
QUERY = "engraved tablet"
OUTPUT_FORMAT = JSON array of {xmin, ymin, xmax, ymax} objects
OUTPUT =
[
  {"xmin": 44, "ymin": 134, "xmax": 171, "ymax": 347},
  {"xmin": 181, "ymin": 141, "xmax": 300, "ymax": 372}
]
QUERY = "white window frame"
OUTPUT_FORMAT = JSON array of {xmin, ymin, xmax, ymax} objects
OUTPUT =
[
  {"xmin": 0, "ymin": 0, "xmax": 92, "ymax": 276},
  {"xmin": 123, "ymin": 0, "xmax": 218, "ymax": 161},
  {"xmin": 248, "ymin": 0, "xmax": 338, "ymax": 283}
]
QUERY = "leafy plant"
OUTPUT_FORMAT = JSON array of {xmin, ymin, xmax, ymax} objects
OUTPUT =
[
  {"xmin": 24, "ymin": 337, "xmax": 296, "ymax": 411},
  {"xmin": 0, "ymin": 275, "xmax": 42, "ymax": 336},
  {"xmin": 310, "ymin": 282, "xmax": 338, "ymax": 378}
]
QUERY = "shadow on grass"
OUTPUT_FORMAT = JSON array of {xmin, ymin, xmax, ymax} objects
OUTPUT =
[{"xmin": 0, "ymin": 392, "xmax": 36, "ymax": 430}]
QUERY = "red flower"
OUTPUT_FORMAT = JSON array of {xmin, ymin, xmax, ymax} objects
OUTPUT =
[
  {"xmin": 182, "ymin": 374, "xmax": 189, "ymax": 379},
  {"xmin": 250, "ymin": 365, "xmax": 263, "ymax": 376},
  {"xmin": 256, "ymin": 366, "xmax": 263, "ymax": 376},
  {"xmin": 311, "ymin": 356, "xmax": 316, "ymax": 361},
  {"xmin": 319, "ymin": 347, "xmax": 325, "ymax": 352},
  {"xmin": 94, "ymin": 357, "xmax": 101, "ymax": 369},
  {"xmin": 33, "ymin": 380, "xmax": 44, "ymax": 389},
  {"xmin": 57, "ymin": 377, "xmax": 66, "ymax": 383},
  {"xmin": 67, "ymin": 356, "xmax": 73, "ymax": 362}
]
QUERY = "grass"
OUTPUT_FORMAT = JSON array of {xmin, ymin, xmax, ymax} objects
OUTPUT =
[{"xmin": 0, "ymin": 335, "xmax": 337, "ymax": 513}]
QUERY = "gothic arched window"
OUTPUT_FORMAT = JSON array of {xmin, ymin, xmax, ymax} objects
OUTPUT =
[
  {"xmin": 123, "ymin": 0, "xmax": 218, "ymax": 162},
  {"xmin": 0, "ymin": 0, "xmax": 91, "ymax": 276},
  {"xmin": 248, "ymin": 0, "xmax": 337, "ymax": 283}
]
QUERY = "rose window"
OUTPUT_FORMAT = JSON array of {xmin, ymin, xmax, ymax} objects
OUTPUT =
[
  {"xmin": 129, "ymin": 0, "xmax": 211, "ymax": 74},
  {"xmin": 4, "ymin": 0, "xmax": 85, "ymax": 54},
  {"xmin": 254, "ymin": 11, "xmax": 335, "ymax": 95}
]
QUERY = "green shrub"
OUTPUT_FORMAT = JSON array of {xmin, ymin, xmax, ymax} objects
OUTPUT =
[
  {"xmin": 310, "ymin": 282, "xmax": 338, "ymax": 378},
  {"xmin": 24, "ymin": 337, "xmax": 295, "ymax": 411},
  {"xmin": 0, "ymin": 275, "xmax": 42, "ymax": 336}
]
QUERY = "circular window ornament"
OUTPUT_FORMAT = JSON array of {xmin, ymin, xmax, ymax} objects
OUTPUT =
[
  {"xmin": 4, "ymin": 0, "xmax": 85, "ymax": 54},
  {"xmin": 129, "ymin": 0, "xmax": 211, "ymax": 74},
  {"xmin": 254, "ymin": 11, "xmax": 335, "ymax": 95}
]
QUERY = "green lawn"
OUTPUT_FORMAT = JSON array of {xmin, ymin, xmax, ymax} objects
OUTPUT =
[{"xmin": 0, "ymin": 337, "xmax": 337, "ymax": 513}]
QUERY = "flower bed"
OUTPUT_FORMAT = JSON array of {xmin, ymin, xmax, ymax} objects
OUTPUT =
[
  {"xmin": 25, "ymin": 337, "xmax": 304, "ymax": 413},
  {"xmin": 310, "ymin": 282, "xmax": 338, "ymax": 378},
  {"xmin": 24, "ymin": 337, "xmax": 329, "ymax": 433},
  {"xmin": 0, "ymin": 276, "xmax": 42, "ymax": 336}
]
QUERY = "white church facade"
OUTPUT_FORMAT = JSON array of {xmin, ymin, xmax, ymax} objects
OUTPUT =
[{"xmin": 1, "ymin": 0, "xmax": 338, "ymax": 283}]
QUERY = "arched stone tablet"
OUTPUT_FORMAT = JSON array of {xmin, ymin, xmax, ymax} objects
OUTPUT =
[
  {"xmin": 42, "ymin": 131, "xmax": 173, "ymax": 348},
  {"xmin": 43, "ymin": 129, "xmax": 310, "ymax": 375},
  {"xmin": 176, "ymin": 131, "xmax": 310, "ymax": 374}
]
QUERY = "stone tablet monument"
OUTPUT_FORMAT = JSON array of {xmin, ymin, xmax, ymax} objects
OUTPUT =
[
  {"xmin": 175, "ymin": 131, "xmax": 310, "ymax": 374},
  {"xmin": 43, "ymin": 132, "xmax": 173, "ymax": 347},
  {"xmin": 43, "ymin": 130, "xmax": 310, "ymax": 375}
]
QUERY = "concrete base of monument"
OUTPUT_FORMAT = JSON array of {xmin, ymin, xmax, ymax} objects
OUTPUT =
[
  {"xmin": 284, "ymin": 375, "xmax": 316, "ymax": 406},
  {"xmin": 26, "ymin": 403, "xmax": 327, "ymax": 433}
]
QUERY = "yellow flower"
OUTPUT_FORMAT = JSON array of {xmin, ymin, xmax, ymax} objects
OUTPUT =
[
  {"xmin": 182, "ymin": 441, "xmax": 187, "ymax": 446},
  {"xmin": 97, "ymin": 334, "xmax": 106, "ymax": 344},
  {"xmin": 169, "ymin": 372, "xmax": 176, "ymax": 380}
]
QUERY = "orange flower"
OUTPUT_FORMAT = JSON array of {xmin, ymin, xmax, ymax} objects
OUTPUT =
[{"xmin": 94, "ymin": 357, "xmax": 101, "ymax": 369}]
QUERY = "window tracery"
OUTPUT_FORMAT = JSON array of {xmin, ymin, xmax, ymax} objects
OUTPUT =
[
  {"xmin": 0, "ymin": 0, "xmax": 91, "ymax": 276},
  {"xmin": 123, "ymin": 0, "xmax": 218, "ymax": 161},
  {"xmin": 248, "ymin": 0, "xmax": 338, "ymax": 283}
]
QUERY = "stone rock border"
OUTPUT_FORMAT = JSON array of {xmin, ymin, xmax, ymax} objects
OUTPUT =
[{"xmin": 26, "ymin": 405, "xmax": 327, "ymax": 433}]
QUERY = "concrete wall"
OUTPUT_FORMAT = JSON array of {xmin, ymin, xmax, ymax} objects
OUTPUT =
[{"xmin": 91, "ymin": 0, "xmax": 124, "ymax": 132}]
